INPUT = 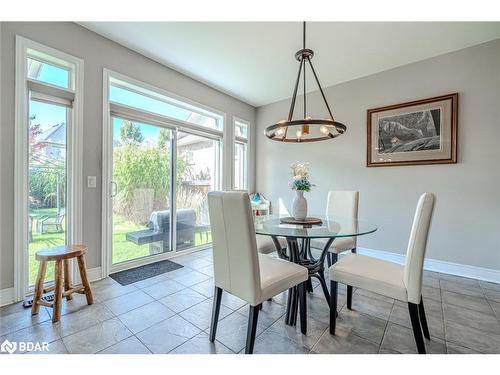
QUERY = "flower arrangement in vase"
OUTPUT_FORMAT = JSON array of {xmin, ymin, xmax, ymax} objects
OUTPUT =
[{"xmin": 289, "ymin": 162, "xmax": 314, "ymax": 220}]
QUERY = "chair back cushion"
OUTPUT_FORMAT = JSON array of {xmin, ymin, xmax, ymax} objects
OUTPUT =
[
  {"xmin": 404, "ymin": 193, "xmax": 435, "ymax": 304},
  {"xmin": 208, "ymin": 191, "xmax": 261, "ymax": 303},
  {"xmin": 326, "ymin": 191, "xmax": 359, "ymax": 218},
  {"xmin": 326, "ymin": 191, "xmax": 359, "ymax": 245}
]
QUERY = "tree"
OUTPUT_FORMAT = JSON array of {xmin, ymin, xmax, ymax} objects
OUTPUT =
[
  {"xmin": 119, "ymin": 120, "xmax": 144, "ymax": 145},
  {"xmin": 29, "ymin": 115, "xmax": 46, "ymax": 154},
  {"xmin": 158, "ymin": 128, "xmax": 170, "ymax": 150}
]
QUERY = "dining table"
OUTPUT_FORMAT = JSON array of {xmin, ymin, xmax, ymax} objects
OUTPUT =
[{"xmin": 254, "ymin": 215, "xmax": 377, "ymax": 327}]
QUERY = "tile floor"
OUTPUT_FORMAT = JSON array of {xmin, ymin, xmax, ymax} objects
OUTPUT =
[{"xmin": 2, "ymin": 248, "xmax": 500, "ymax": 354}]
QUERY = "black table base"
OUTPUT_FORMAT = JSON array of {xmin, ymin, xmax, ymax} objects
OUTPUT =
[{"xmin": 272, "ymin": 236, "xmax": 334, "ymax": 326}]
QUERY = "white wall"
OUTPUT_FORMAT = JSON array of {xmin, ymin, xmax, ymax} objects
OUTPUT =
[
  {"xmin": 0, "ymin": 22, "xmax": 256, "ymax": 290},
  {"xmin": 256, "ymin": 39, "xmax": 500, "ymax": 272}
]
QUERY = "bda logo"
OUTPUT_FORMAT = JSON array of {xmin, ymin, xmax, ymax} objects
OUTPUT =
[{"xmin": 1, "ymin": 339, "xmax": 17, "ymax": 354}]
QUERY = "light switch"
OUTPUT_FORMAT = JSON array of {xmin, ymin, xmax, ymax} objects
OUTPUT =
[{"xmin": 87, "ymin": 176, "xmax": 97, "ymax": 188}]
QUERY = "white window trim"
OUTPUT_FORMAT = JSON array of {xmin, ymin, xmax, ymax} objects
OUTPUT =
[
  {"xmin": 101, "ymin": 69, "xmax": 225, "ymax": 278},
  {"xmin": 14, "ymin": 36, "xmax": 83, "ymax": 301},
  {"xmin": 232, "ymin": 116, "xmax": 250, "ymax": 191},
  {"xmin": 110, "ymin": 78, "xmax": 222, "ymax": 127},
  {"xmin": 107, "ymin": 70, "xmax": 225, "ymax": 129}
]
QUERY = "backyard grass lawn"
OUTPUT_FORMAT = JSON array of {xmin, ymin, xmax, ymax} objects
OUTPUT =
[
  {"xmin": 28, "ymin": 208, "xmax": 66, "ymax": 285},
  {"xmin": 28, "ymin": 209, "xmax": 211, "ymax": 285}
]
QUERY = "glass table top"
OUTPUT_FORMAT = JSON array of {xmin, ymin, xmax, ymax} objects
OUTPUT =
[{"xmin": 254, "ymin": 215, "xmax": 377, "ymax": 239}]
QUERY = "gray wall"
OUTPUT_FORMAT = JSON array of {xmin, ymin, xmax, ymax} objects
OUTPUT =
[
  {"xmin": 0, "ymin": 22, "xmax": 256, "ymax": 290},
  {"xmin": 256, "ymin": 39, "xmax": 500, "ymax": 271}
]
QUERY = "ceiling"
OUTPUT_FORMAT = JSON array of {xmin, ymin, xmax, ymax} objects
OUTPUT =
[{"xmin": 80, "ymin": 22, "xmax": 500, "ymax": 107}]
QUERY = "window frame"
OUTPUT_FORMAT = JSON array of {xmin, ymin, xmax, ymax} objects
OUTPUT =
[
  {"xmin": 101, "ymin": 69, "xmax": 226, "ymax": 277},
  {"xmin": 26, "ymin": 49, "xmax": 75, "ymax": 90},
  {"xmin": 14, "ymin": 36, "xmax": 83, "ymax": 300},
  {"xmin": 232, "ymin": 116, "xmax": 250, "ymax": 191},
  {"xmin": 109, "ymin": 77, "xmax": 223, "ymax": 132}
]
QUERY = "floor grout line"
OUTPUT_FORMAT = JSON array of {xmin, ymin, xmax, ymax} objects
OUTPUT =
[
  {"xmin": 378, "ymin": 298, "xmax": 395, "ymax": 353},
  {"xmin": 481, "ymin": 287, "xmax": 500, "ymax": 326},
  {"xmin": 3, "ymin": 253, "xmax": 500, "ymax": 354}
]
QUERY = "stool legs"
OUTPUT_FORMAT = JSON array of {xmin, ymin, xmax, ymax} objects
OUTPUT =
[
  {"xmin": 33, "ymin": 245, "xmax": 93, "ymax": 324},
  {"xmin": 53, "ymin": 260, "xmax": 63, "ymax": 323},
  {"xmin": 77, "ymin": 255, "xmax": 93, "ymax": 305},
  {"xmin": 31, "ymin": 261, "xmax": 47, "ymax": 316},
  {"xmin": 63, "ymin": 259, "xmax": 72, "ymax": 301}
]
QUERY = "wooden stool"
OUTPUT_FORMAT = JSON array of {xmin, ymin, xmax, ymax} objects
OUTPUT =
[{"xmin": 31, "ymin": 245, "xmax": 93, "ymax": 323}]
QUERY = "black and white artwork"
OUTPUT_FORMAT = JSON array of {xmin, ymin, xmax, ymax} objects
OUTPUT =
[
  {"xmin": 377, "ymin": 109, "xmax": 441, "ymax": 154},
  {"xmin": 367, "ymin": 93, "xmax": 458, "ymax": 167}
]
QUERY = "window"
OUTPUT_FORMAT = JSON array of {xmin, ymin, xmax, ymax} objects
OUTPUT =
[
  {"xmin": 28, "ymin": 100, "xmax": 69, "ymax": 285},
  {"xmin": 233, "ymin": 118, "xmax": 249, "ymax": 190},
  {"xmin": 15, "ymin": 37, "xmax": 83, "ymax": 299},
  {"xmin": 103, "ymin": 70, "xmax": 224, "ymax": 273},
  {"xmin": 109, "ymin": 77, "xmax": 223, "ymax": 131},
  {"xmin": 27, "ymin": 57, "xmax": 70, "ymax": 89}
]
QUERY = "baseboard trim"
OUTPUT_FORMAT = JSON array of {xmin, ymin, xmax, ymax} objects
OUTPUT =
[
  {"xmin": 0, "ymin": 267, "xmax": 103, "ymax": 307},
  {"xmin": 73, "ymin": 266, "xmax": 103, "ymax": 285},
  {"xmin": 87, "ymin": 266, "xmax": 103, "ymax": 282},
  {"xmin": 0, "ymin": 287, "xmax": 15, "ymax": 307},
  {"xmin": 357, "ymin": 247, "xmax": 500, "ymax": 284}
]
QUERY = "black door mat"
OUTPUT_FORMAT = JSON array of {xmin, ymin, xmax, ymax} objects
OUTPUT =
[
  {"xmin": 23, "ymin": 292, "xmax": 54, "ymax": 308},
  {"xmin": 109, "ymin": 259, "xmax": 183, "ymax": 286}
]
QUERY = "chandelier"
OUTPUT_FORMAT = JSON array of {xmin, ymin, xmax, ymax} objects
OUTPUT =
[{"xmin": 265, "ymin": 22, "xmax": 347, "ymax": 143}]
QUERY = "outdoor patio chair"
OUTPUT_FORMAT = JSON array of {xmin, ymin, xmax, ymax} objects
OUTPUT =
[{"xmin": 37, "ymin": 209, "xmax": 65, "ymax": 234}]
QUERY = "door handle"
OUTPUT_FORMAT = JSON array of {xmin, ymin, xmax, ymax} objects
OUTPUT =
[{"xmin": 111, "ymin": 181, "xmax": 118, "ymax": 197}]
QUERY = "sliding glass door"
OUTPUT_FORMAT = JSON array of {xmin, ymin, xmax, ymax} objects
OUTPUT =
[
  {"xmin": 175, "ymin": 132, "xmax": 220, "ymax": 251},
  {"xmin": 104, "ymin": 71, "xmax": 225, "ymax": 274},
  {"xmin": 111, "ymin": 117, "xmax": 174, "ymax": 265},
  {"xmin": 110, "ymin": 118, "xmax": 222, "ymax": 268}
]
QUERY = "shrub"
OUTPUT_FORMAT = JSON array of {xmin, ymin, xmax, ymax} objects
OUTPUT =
[
  {"xmin": 28, "ymin": 164, "xmax": 66, "ymax": 209},
  {"xmin": 112, "ymin": 144, "xmax": 191, "ymax": 223}
]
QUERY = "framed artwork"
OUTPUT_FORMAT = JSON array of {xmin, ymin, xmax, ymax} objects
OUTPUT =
[{"xmin": 367, "ymin": 93, "xmax": 458, "ymax": 167}]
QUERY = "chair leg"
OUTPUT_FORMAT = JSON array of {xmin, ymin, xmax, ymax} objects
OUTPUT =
[
  {"xmin": 352, "ymin": 247, "xmax": 357, "ymax": 254},
  {"xmin": 408, "ymin": 302, "xmax": 426, "ymax": 354},
  {"xmin": 31, "ymin": 261, "xmax": 47, "ymax": 316},
  {"xmin": 209, "ymin": 287, "xmax": 223, "ymax": 342},
  {"xmin": 306, "ymin": 277, "xmax": 314, "ymax": 293},
  {"xmin": 327, "ymin": 253, "xmax": 332, "ymax": 267},
  {"xmin": 76, "ymin": 255, "xmax": 94, "ymax": 305},
  {"xmin": 298, "ymin": 282, "xmax": 307, "ymax": 335},
  {"xmin": 347, "ymin": 286, "xmax": 353, "ymax": 310},
  {"xmin": 52, "ymin": 260, "xmax": 63, "ymax": 323},
  {"xmin": 63, "ymin": 259, "xmax": 72, "ymax": 301},
  {"xmin": 245, "ymin": 304, "xmax": 260, "ymax": 354},
  {"xmin": 329, "ymin": 280, "xmax": 338, "ymax": 334},
  {"xmin": 317, "ymin": 271, "xmax": 331, "ymax": 306},
  {"xmin": 285, "ymin": 288, "xmax": 292, "ymax": 324},
  {"xmin": 419, "ymin": 298, "xmax": 431, "ymax": 340},
  {"xmin": 290, "ymin": 287, "xmax": 299, "ymax": 326}
]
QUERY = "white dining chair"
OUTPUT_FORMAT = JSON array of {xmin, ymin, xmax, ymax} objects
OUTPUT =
[
  {"xmin": 256, "ymin": 235, "xmax": 287, "ymax": 254},
  {"xmin": 232, "ymin": 190, "xmax": 287, "ymax": 255},
  {"xmin": 311, "ymin": 191, "xmax": 359, "ymax": 266},
  {"xmin": 207, "ymin": 191, "xmax": 309, "ymax": 354},
  {"xmin": 329, "ymin": 193, "xmax": 435, "ymax": 354}
]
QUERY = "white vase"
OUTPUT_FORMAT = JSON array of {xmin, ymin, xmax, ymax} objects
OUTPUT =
[{"xmin": 292, "ymin": 190, "xmax": 307, "ymax": 220}]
